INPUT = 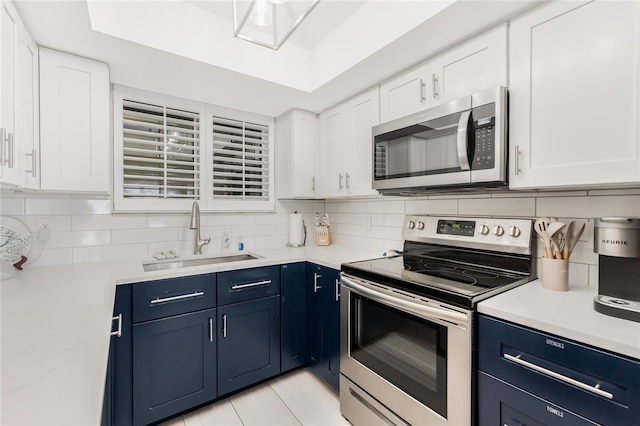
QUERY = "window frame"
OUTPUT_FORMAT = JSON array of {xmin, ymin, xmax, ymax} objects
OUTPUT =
[{"xmin": 113, "ymin": 86, "xmax": 275, "ymax": 212}]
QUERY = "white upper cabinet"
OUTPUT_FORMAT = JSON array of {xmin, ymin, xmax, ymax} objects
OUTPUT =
[
  {"xmin": 321, "ymin": 87, "xmax": 379, "ymax": 198},
  {"xmin": 39, "ymin": 48, "xmax": 110, "ymax": 193},
  {"xmin": 509, "ymin": 0, "xmax": 640, "ymax": 189},
  {"xmin": 1, "ymin": 1, "xmax": 38, "ymax": 188},
  {"xmin": 275, "ymin": 109, "xmax": 319, "ymax": 199},
  {"xmin": 429, "ymin": 24, "xmax": 507, "ymax": 107},
  {"xmin": 379, "ymin": 25, "xmax": 507, "ymax": 123},
  {"xmin": 379, "ymin": 62, "xmax": 431, "ymax": 124}
]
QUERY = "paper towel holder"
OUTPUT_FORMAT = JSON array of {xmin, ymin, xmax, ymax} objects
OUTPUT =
[{"xmin": 287, "ymin": 214, "xmax": 306, "ymax": 247}]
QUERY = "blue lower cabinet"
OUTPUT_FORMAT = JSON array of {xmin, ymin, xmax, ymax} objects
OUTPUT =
[
  {"xmin": 103, "ymin": 285, "xmax": 133, "ymax": 426},
  {"xmin": 281, "ymin": 263, "xmax": 307, "ymax": 373},
  {"xmin": 306, "ymin": 263, "xmax": 340, "ymax": 392},
  {"xmin": 217, "ymin": 295, "xmax": 281, "ymax": 396},
  {"xmin": 132, "ymin": 308, "xmax": 217, "ymax": 426}
]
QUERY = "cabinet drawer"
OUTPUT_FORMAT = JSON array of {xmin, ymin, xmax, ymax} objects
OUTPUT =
[
  {"xmin": 478, "ymin": 315, "xmax": 640, "ymax": 425},
  {"xmin": 217, "ymin": 266, "xmax": 280, "ymax": 306},
  {"xmin": 478, "ymin": 372, "xmax": 597, "ymax": 426},
  {"xmin": 132, "ymin": 274, "xmax": 217, "ymax": 323}
]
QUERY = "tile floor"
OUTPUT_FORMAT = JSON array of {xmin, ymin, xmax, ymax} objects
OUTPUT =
[{"xmin": 160, "ymin": 369, "xmax": 350, "ymax": 426}]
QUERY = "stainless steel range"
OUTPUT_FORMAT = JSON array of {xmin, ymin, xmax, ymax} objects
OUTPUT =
[{"xmin": 339, "ymin": 215, "xmax": 535, "ymax": 426}]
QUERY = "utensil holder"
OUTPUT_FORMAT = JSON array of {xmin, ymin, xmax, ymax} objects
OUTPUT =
[
  {"xmin": 541, "ymin": 258, "xmax": 569, "ymax": 291},
  {"xmin": 316, "ymin": 225, "xmax": 331, "ymax": 246}
]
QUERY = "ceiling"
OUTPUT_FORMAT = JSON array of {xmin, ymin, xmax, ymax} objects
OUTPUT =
[{"xmin": 15, "ymin": 0, "xmax": 542, "ymax": 117}]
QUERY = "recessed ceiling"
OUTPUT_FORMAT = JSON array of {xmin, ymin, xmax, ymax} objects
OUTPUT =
[
  {"xmin": 184, "ymin": 0, "xmax": 368, "ymax": 50},
  {"xmin": 14, "ymin": 1, "xmax": 542, "ymax": 117}
]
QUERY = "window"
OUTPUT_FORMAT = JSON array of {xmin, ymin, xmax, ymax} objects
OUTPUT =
[{"xmin": 114, "ymin": 86, "xmax": 274, "ymax": 212}]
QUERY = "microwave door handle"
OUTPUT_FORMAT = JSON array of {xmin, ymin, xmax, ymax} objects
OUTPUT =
[{"xmin": 456, "ymin": 110, "xmax": 471, "ymax": 171}]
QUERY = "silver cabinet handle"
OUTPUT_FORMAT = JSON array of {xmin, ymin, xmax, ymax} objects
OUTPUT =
[
  {"xmin": 419, "ymin": 78, "xmax": 426, "ymax": 103},
  {"xmin": 222, "ymin": 314, "xmax": 228, "ymax": 338},
  {"xmin": 335, "ymin": 278, "xmax": 340, "ymax": 302},
  {"xmin": 0, "ymin": 128, "xmax": 5, "ymax": 166},
  {"xmin": 314, "ymin": 272, "xmax": 322, "ymax": 293},
  {"xmin": 345, "ymin": 172, "xmax": 351, "ymax": 190},
  {"xmin": 312, "ymin": 176, "xmax": 316, "ymax": 191},
  {"xmin": 3, "ymin": 131, "xmax": 14, "ymax": 168},
  {"xmin": 110, "ymin": 314, "xmax": 122, "ymax": 337},
  {"xmin": 514, "ymin": 145, "xmax": 521, "ymax": 176},
  {"xmin": 432, "ymin": 74, "xmax": 439, "ymax": 99},
  {"xmin": 456, "ymin": 110, "xmax": 471, "ymax": 171},
  {"xmin": 503, "ymin": 353, "xmax": 614, "ymax": 400},
  {"xmin": 208, "ymin": 318, "xmax": 214, "ymax": 342},
  {"xmin": 150, "ymin": 291, "xmax": 204, "ymax": 305},
  {"xmin": 230, "ymin": 279, "xmax": 271, "ymax": 290},
  {"xmin": 26, "ymin": 149, "xmax": 37, "ymax": 177},
  {"xmin": 338, "ymin": 173, "xmax": 344, "ymax": 190}
]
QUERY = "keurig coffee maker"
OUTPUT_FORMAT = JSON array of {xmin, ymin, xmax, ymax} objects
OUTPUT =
[{"xmin": 594, "ymin": 217, "xmax": 640, "ymax": 322}]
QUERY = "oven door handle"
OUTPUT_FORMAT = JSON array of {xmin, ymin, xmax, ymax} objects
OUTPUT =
[{"xmin": 341, "ymin": 276, "xmax": 468, "ymax": 328}]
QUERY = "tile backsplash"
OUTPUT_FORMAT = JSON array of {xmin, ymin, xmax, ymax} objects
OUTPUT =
[{"xmin": 4, "ymin": 188, "xmax": 640, "ymax": 289}]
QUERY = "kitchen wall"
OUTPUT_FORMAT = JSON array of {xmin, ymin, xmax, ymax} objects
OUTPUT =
[
  {"xmin": 0, "ymin": 193, "xmax": 323, "ymax": 267},
  {"xmin": 4, "ymin": 187, "xmax": 640, "ymax": 289},
  {"xmin": 328, "ymin": 188, "xmax": 640, "ymax": 289}
]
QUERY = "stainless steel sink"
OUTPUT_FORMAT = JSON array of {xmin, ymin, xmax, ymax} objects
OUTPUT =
[{"xmin": 143, "ymin": 254, "xmax": 259, "ymax": 272}]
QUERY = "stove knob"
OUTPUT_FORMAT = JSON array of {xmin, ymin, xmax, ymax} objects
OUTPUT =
[
  {"xmin": 478, "ymin": 224, "xmax": 490, "ymax": 235},
  {"xmin": 508, "ymin": 226, "xmax": 521, "ymax": 238},
  {"xmin": 417, "ymin": 221, "xmax": 425, "ymax": 230},
  {"xmin": 492, "ymin": 225, "xmax": 505, "ymax": 236},
  {"xmin": 408, "ymin": 220, "xmax": 416, "ymax": 229}
]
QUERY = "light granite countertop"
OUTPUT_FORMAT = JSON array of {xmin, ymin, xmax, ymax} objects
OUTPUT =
[
  {"xmin": 0, "ymin": 244, "xmax": 381, "ymax": 426},
  {"xmin": 478, "ymin": 279, "xmax": 640, "ymax": 360}
]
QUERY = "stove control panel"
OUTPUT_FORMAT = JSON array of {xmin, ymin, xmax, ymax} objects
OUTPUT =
[{"xmin": 403, "ymin": 216, "xmax": 533, "ymax": 255}]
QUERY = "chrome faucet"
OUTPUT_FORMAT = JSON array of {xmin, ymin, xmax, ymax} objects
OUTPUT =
[{"xmin": 189, "ymin": 201, "xmax": 210, "ymax": 255}]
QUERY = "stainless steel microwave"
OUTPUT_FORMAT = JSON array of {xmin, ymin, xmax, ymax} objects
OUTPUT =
[{"xmin": 373, "ymin": 86, "xmax": 507, "ymax": 194}]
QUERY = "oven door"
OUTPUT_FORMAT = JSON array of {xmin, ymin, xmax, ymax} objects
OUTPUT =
[{"xmin": 340, "ymin": 274, "xmax": 472, "ymax": 426}]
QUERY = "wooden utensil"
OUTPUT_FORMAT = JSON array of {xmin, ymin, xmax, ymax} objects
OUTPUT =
[
  {"xmin": 567, "ymin": 222, "xmax": 586, "ymax": 258},
  {"xmin": 563, "ymin": 221, "xmax": 575, "ymax": 259},
  {"xmin": 546, "ymin": 221, "xmax": 566, "ymax": 259},
  {"xmin": 534, "ymin": 217, "xmax": 552, "ymax": 258}
]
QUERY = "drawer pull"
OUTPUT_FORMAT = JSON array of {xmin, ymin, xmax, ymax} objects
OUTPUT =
[
  {"xmin": 230, "ymin": 279, "xmax": 271, "ymax": 290},
  {"xmin": 110, "ymin": 314, "xmax": 122, "ymax": 337},
  {"xmin": 150, "ymin": 291, "xmax": 204, "ymax": 305},
  {"xmin": 504, "ymin": 353, "xmax": 614, "ymax": 400}
]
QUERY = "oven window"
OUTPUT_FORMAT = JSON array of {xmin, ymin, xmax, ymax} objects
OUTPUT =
[{"xmin": 350, "ymin": 294, "xmax": 448, "ymax": 418}]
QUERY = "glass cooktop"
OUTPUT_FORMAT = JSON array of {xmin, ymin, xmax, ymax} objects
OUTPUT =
[{"xmin": 341, "ymin": 254, "xmax": 531, "ymax": 309}]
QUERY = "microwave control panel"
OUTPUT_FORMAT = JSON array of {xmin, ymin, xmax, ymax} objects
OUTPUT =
[{"xmin": 472, "ymin": 116, "xmax": 495, "ymax": 171}]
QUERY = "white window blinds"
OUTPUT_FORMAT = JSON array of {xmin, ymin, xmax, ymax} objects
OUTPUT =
[
  {"xmin": 211, "ymin": 116, "xmax": 270, "ymax": 200},
  {"xmin": 121, "ymin": 99, "xmax": 200, "ymax": 199}
]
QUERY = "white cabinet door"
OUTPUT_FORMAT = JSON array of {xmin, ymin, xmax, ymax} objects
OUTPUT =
[
  {"xmin": 379, "ymin": 62, "xmax": 430, "ymax": 123},
  {"xmin": 1, "ymin": 1, "xmax": 17, "ymax": 184},
  {"xmin": 321, "ymin": 87, "xmax": 379, "ymax": 198},
  {"xmin": 275, "ymin": 109, "xmax": 319, "ymax": 199},
  {"xmin": 509, "ymin": 0, "xmax": 640, "ymax": 189},
  {"xmin": 430, "ymin": 24, "xmax": 507, "ymax": 106},
  {"xmin": 0, "ymin": 1, "xmax": 38, "ymax": 188},
  {"xmin": 15, "ymin": 16, "xmax": 38, "ymax": 189},
  {"xmin": 345, "ymin": 87, "xmax": 379, "ymax": 196},
  {"xmin": 40, "ymin": 48, "xmax": 110, "ymax": 193},
  {"xmin": 320, "ymin": 106, "xmax": 346, "ymax": 198}
]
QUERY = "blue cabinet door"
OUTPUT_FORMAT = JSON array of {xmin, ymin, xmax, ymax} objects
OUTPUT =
[
  {"xmin": 324, "ymin": 268, "xmax": 341, "ymax": 392},
  {"xmin": 306, "ymin": 263, "xmax": 340, "ymax": 393},
  {"xmin": 281, "ymin": 263, "xmax": 307, "ymax": 373},
  {"xmin": 218, "ymin": 296, "xmax": 281, "ymax": 396},
  {"xmin": 132, "ymin": 308, "xmax": 217, "ymax": 426},
  {"xmin": 103, "ymin": 285, "xmax": 132, "ymax": 426}
]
